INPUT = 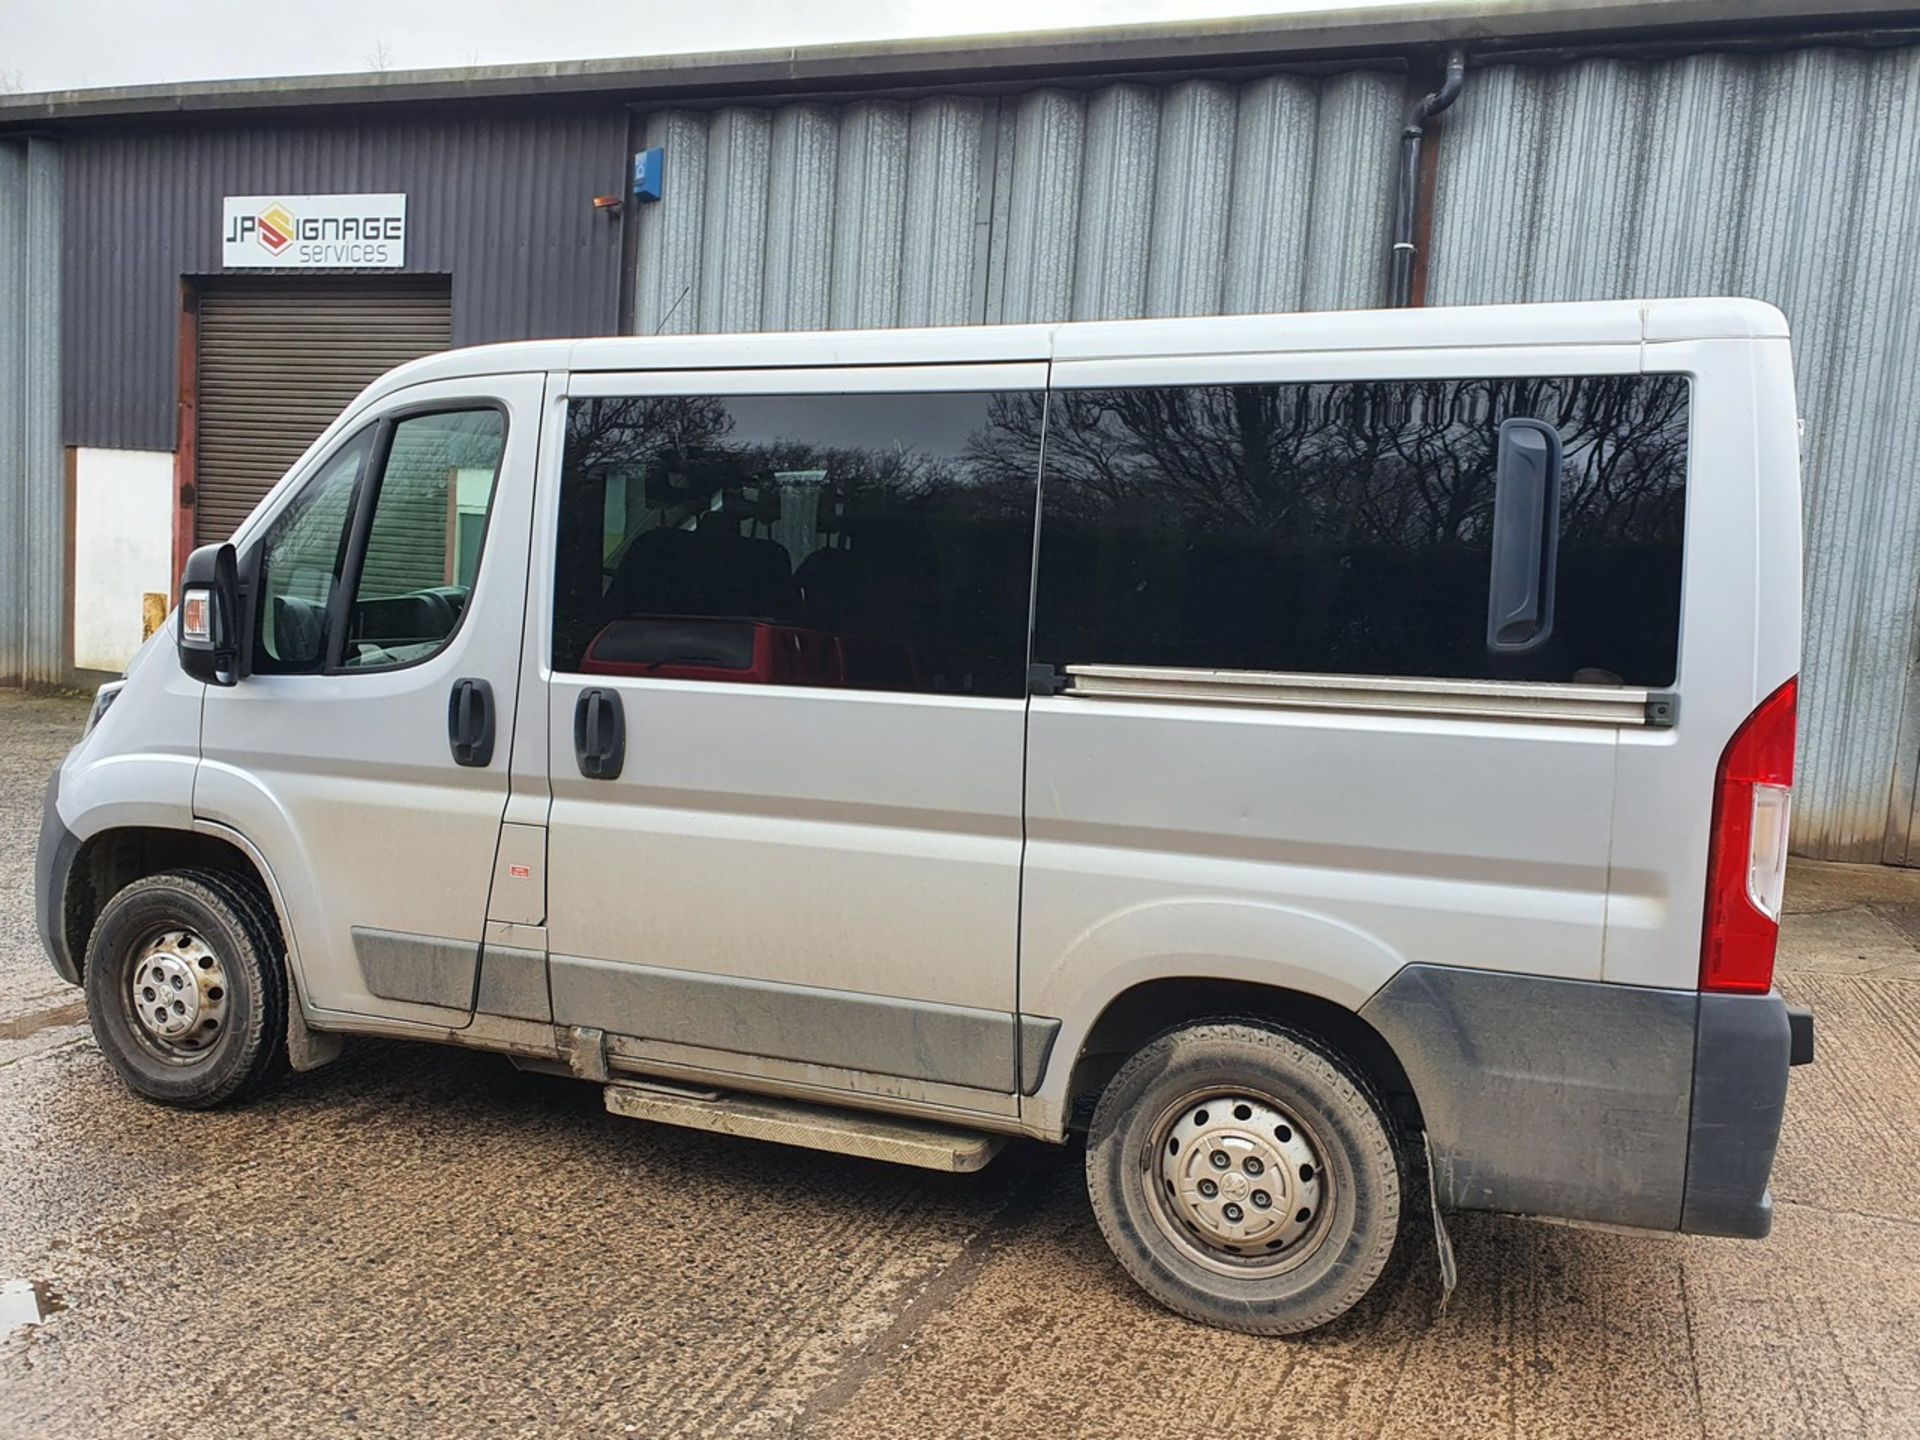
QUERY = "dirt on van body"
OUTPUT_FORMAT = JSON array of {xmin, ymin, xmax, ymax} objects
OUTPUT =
[{"xmin": 1, "ymin": 686, "xmax": 1916, "ymax": 1439}]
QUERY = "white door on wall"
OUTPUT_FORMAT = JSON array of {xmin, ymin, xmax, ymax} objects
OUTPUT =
[{"xmin": 72, "ymin": 448, "xmax": 176, "ymax": 672}]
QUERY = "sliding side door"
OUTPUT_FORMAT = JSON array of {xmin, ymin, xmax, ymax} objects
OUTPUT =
[{"xmin": 540, "ymin": 365, "xmax": 1046, "ymax": 1107}]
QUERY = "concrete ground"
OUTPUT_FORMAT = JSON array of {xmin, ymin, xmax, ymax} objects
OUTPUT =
[{"xmin": 1, "ymin": 687, "xmax": 1917, "ymax": 1439}]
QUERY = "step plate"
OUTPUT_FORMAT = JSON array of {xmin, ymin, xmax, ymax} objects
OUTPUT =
[{"xmin": 603, "ymin": 1082, "xmax": 1007, "ymax": 1173}]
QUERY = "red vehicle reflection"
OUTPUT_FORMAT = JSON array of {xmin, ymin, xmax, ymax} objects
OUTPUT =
[{"xmin": 581, "ymin": 615, "xmax": 922, "ymax": 691}]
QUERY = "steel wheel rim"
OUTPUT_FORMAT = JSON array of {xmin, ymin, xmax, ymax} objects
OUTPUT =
[
  {"xmin": 124, "ymin": 927, "xmax": 230, "ymax": 1064},
  {"xmin": 1141, "ymin": 1086, "xmax": 1335, "ymax": 1279}
]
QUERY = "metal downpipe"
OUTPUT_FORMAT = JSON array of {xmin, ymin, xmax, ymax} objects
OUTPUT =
[{"xmin": 1390, "ymin": 49, "xmax": 1466, "ymax": 309}]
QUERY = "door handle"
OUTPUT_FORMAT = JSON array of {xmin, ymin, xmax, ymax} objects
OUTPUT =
[
  {"xmin": 1485, "ymin": 417, "xmax": 1563, "ymax": 653},
  {"xmin": 574, "ymin": 688, "xmax": 625, "ymax": 780},
  {"xmin": 447, "ymin": 677, "xmax": 496, "ymax": 767}
]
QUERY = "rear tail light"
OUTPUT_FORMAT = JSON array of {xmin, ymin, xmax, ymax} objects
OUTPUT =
[{"xmin": 1700, "ymin": 678, "xmax": 1797, "ymax": 994}]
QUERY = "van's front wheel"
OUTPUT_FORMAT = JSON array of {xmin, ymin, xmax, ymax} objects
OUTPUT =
[
  {"xmin": 1086, "ymin": 1021, "xmax": 1404, "ymax": 1335},
  {"xmin": 83, "ymin": 870, "xmax": 289, "ymax": 1108}
]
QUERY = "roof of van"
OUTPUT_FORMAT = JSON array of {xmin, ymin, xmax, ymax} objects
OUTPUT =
[{"xmin": 363, "ymin": 297, "xmax": 1789, "ymax": 401}]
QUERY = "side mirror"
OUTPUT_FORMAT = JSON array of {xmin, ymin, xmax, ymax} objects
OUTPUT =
[{"xmin": 178, "ymin": 542, "xmax": 241, "ymax": 686}]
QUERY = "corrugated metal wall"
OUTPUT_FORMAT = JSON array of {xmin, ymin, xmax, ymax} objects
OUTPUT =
[
  {"xmin": 18, "ymin": 41, "xmax": 1920, "ymax": 857},
  {"xmin": 0, "ymin": 138, "xmax": 65, "ymax": 685},
  {"xmin": 633, "ymin": 68, "xmax": 1404, "ymax": 335},
  {"xmin": 60, "ymin": 107, "xmax": 629, "ymax": 452},
  {"xmin": 1428, "ymin": 44, "xmax": 1920, "ymax": 861}
]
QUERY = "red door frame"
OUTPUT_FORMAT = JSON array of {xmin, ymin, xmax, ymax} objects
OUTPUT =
[{"xmin": 170, "ymin": 278, "xmax": 200, "ymax": 601}]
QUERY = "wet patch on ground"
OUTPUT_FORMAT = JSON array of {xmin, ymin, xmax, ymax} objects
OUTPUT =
[{"xmin": 0, "ymin": 1001, "xmax": 87, "ymax": 1042}]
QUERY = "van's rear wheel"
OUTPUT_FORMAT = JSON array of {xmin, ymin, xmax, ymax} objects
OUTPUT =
[
  {"xmin": 83, "ymin": 870, "xmax": 289, "ymax": 1109},
  {"xmin": 1086, "ymin": 1021, "xmax": 1404, "ymax": 1335}
]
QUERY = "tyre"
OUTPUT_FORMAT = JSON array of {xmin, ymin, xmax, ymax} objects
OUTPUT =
[
  {"xmin": 82, "ymin": 869, "xmax": 290, "ymax": 1109},
  {"xmin": 1086, "ymin": 1020, "xmax": 1404, "ymax": 1335}
]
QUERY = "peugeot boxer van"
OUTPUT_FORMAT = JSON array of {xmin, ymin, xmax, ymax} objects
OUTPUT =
[{"xmin": 37, "ymin": 299, "xmax": 1813, "ymax": 1334}]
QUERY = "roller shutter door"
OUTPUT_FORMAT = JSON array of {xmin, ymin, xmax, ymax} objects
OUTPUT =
[{"xmin": 194, "ymin": 277, "xmax": 452, "ymax": 545}]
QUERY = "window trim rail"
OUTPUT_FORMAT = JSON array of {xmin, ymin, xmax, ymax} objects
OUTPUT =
[{"xmin": 1058, "ymin": 664, "xmax": 1676, "ymax": 729}]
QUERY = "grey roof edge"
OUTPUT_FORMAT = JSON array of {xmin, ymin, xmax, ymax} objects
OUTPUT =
[{"xmin": 4, "ymin": 0, "xmax": 1918, "ymax": 127}]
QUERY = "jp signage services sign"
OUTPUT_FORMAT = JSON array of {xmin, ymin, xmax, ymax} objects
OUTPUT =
[{"xmin": 221, "ymin": 194, "xmax": 407, "ymax": 268}]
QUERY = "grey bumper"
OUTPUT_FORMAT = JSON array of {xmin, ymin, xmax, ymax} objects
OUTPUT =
[
  {"xmin": 1360, "ymin": 965, "xmax": 1806, "ymax": 1238},
  {"xmin": 1681, "ymin": 991, "xmax": 1805, "ymax": 1238},
  {"xmin": 35, "ymin": 768, "xmax": 83, "ymax": 985}
]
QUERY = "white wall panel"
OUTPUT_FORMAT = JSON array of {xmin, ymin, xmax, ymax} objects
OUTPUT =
[{"xmin": 73, "ymin": 449, "xmax": 174, "ymax": 673}]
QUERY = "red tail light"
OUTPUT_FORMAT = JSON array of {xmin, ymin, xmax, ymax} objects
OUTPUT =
[{"xmin": 1700, "ymin": 678, "xmax": 1797, "ymax": 994}]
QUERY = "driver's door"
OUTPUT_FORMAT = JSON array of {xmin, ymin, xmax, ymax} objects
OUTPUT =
[{"xmin": 194, "ymin": 373, "xmax": 545, "ymax": 1027}]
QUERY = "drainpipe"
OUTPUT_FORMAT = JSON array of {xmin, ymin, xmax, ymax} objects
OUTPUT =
[{"xmin": 1390, "ymin": 49, "xmax": 1466, "ymax": 309}]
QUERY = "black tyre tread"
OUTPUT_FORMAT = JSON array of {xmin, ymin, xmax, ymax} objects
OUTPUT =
[
  {"xmin": 190, "ymin": 869, "xmax": 350, "ymax": 1086},
  {"xmin": 177, "ymin": 867, "xmax": 293, "ymax": 1098},
  {"xmin": 83, "ymin": 869, "xmax": 289, "ymax": 1110},
  {"xmin": 1086, "ymin": 1018, "xmax": 1406, "ymax": 1336}
]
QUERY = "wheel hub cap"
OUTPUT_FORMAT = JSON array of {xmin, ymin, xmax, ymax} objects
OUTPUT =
[
  {"xmin": 1158, "ymin": 1094, "xmax": 1325, "ymax": 1255},
  {"xmin": 128, "ymin": 930, "xmax": 229, "ymax": 1053}
]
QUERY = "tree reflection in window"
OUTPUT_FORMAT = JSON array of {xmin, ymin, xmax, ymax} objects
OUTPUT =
[{"xmin": 1027, "ymin": 376, "xmax": 1689, "ymax": 686}]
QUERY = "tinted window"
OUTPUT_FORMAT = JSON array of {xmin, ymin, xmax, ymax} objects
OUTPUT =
[
  {"xmin": 553, "ymin": 393, "xmax": 1044, "ymax": 697},
  {"xmin": 1032, "ymin": 376, "xmax": 1688, "ymax": 686}
]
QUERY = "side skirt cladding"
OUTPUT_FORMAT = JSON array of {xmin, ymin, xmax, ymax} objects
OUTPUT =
[{"xmin": 551, "ymin": 954, "xmax": 1059, "ymax": 1096}]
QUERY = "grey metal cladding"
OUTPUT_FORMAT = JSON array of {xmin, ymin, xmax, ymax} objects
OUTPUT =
[
  {"xmin": 1298, "ymin": 70, "xmax": 1402, "ymax": 312},
  {"xmin": 636, "ymin": 109, "xmax": 710, "ymax": 337},
  {"xmin": 352, "ymin": 926, "xmax": 480, "ymax": 1012},
  {"xmin": 1017, "ymin": 1016, "xmax": 1062, "ymax": 1097},
  {"xmin": 550, "ymin": 954, "xmax": 1018, "ymax": 1092},
  {"xmin": 1428, "ymin": 44, "xmax": 1920, "ymax": 861},
  {"xmin": 762, "ymin": 104, "xmax": 838, "ymax": 331},
  {"xmin": 830, "ymin": 100, "xmax": 911, "ymax": 330},
  {"xmin": 1222, "ymin": 75, "xmax": 1321, "ymax": 315},
  {"xmin": 1146, "ymin": 79, "xmax": 1235, "ymax": 319},
  {"xmin": 635, "ymin": 66, "xmax": 1400, "ymax": 336},
  {"xmin": 900, "ymin": 95, "xmax": 986, "ymax": 329},
  {"xmin": 697, "ymin": 107, "xmax": 771, "ymax": 336},
  {"xmin": 0, "ymin": 137, "xmax": 64, "ymax": 685},
  {"xmin": 474, "ymin": 943, "xmax": 552, "ymax": 1023},
  {"xmin": 1359, "ymin": 964, "xmax": 1698, "ymax": 1231},
  {"xmin": 1074, "ymin": 83, "xmax": 1159, "ymax": 321},
  {"xmin": 996, "ymin": 88, "xmax": 1085, "ymax": 324},
  {"xmin": 60, "ymin": 108, "xmax": 629, "ymax": 451}
]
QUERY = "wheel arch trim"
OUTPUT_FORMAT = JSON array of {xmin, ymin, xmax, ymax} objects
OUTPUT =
[{"xmin": 1023, "ymin": 896, "xmax": 1409, "ymax": 1132}]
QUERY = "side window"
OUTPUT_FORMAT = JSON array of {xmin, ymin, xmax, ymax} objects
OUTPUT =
[
  {"xmin": 342, "ymin": 409, "xmax": 505, "ymax": 669},
  {"xmin": 251, "ymin": 408, "xmax": 506, "ymax": 674},
  {"xmin": 254, "ymin": 428, "xmax": 372, "ymax": 673},
  {"xmin": 1032, "ymin": 375, "xmax": 1689, "ymax": 687},
  {"xmin": 552, "ymin": 392, "xmax": 1044, "ymax": 697}
]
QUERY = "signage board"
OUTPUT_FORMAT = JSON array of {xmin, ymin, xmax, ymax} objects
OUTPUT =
[{"xmin": 222, "ymin": 194, "xmax": 407, "ymax": 268}]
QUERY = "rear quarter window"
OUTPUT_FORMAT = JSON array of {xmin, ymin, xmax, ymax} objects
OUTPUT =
[{"xmin": 1031, "ymin": 374, "xmax": 1689, "ymax": 687}]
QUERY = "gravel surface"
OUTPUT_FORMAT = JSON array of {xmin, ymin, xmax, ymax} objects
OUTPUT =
[{"xmin": 2, "ymin": 686, "xmax": 1916, "ymax": 1438}]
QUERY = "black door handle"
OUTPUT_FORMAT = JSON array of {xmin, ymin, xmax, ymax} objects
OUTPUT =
[
  {"xmin": 574, "ymin": 687, "xmax": 625, "ymax": 780},
  {"xmin": 447, "ymin": 677, "xmax": 496, "ymax": 767}
]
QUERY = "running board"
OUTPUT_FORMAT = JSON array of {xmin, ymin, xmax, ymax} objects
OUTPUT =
[{"xmin": 602, "ymin": 1079, "xmax": 1007, "ymax": 1173}]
